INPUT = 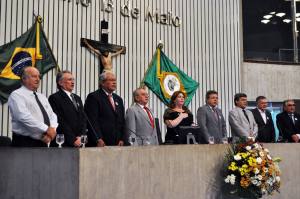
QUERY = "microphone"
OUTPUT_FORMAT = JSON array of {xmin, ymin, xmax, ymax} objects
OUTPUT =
[
  {"xmin": 81, "ymin": 110, "xmax": 100, "ymax": 143},
  {"xmin": 126, "ymin": 127, "xmax": 144, "ymax": 146}
]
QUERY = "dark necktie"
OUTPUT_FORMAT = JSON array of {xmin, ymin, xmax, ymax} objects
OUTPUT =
[
  {"xmin": 70, "ymin": 93, "xmax": 78, "ymax": 110},
  {"xmin": 242, "ymin": 109, "xmax": 250, "ymax": 123},
  {"xmin": 144, "ymin": 106, "xmax": 154, "ymax": 128},
  {"xmin": 212, "ymin": 108, "xmax": 219, "ymax": 121},
  {"xmin": 33, "ymin": 92, "xmax": 50, "ymax": 126}
]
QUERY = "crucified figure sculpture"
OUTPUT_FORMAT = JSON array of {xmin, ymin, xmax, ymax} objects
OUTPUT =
[{"xmin": 83, "ymin": 38, "xmax": 125, "ymax": 73}]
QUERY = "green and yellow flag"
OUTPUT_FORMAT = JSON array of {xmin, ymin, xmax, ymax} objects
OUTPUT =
[
  {"xmin": 0, "ymin": 16, "xmax": 57, "ymax": 103},
  {"xmin": 143, "ymin": 47, "xmax": 199, "ymax": 106}
]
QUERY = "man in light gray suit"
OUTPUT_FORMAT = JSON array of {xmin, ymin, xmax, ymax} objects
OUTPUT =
[
  {"xmin": 197, "ymin": 90, "xmax": 227, "ymax": 143},
  {"xmin": 229, "ymin": 93, "xmax": 258, "ymax": 140},
  {"xmin": 125, "ymin": 88, "xmax": 159, "ymax": 146}
]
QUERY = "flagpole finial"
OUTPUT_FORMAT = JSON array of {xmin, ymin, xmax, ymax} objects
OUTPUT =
[
  {"xmin": 37, "ymin": 16, "xmax": 43, "ymax": 23},
  {"xmin": 157, "ymin": 40, "xmax": 163, "ymax": 49}
]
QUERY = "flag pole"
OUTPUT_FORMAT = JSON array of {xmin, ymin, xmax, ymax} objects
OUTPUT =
[{"xmin": 139, "ymin": 41, "xmax": 164, "ymax": 89}]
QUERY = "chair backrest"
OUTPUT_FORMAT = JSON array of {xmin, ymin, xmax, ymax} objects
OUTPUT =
[
  {"xmin": 155, "ymin": 118, "xmax": 163, "ymax": 145},
  {"xmin": 0, "ymin": 136, "xmax": 12, "ymax": 147}
]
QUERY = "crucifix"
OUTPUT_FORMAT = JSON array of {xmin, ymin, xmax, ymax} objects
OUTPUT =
[{"xmin": 80, "ymin": 20, "xmax": 126, "ymax": 73}]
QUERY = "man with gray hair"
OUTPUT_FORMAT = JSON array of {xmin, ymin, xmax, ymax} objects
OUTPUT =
[
  {"xmin": 49, "ymin": 70, "xmax": 86, "ymax": 147},
  {"xmin": 125, "ymin": 88, "xmax": 159, "ymax": 145},
  {"xmin": 8, "ymin": 66, "xmax": 58, "ymax": 147},
  {"xmin": 84, "ymin": 72, "xmax": 125, "ymax": 146},
  {"xmin": 276, "ymin": 99, "xmax": 300, "ymax": 142}
]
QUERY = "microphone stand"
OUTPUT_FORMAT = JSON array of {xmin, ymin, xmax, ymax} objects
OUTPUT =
[
  {"xmin": 126, "ymin": 128, "xmax": 144, "ymax": 146},
  {"xmin": 81, "ymin": 109, "xmax": 100, "ymax": 144}
]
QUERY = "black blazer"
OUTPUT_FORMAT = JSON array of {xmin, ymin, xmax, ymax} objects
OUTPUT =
[
  {"xmin": 84, "ymin": 89, "xmax": 125, "ymax": 146},
  {"xmin": 276, "ymin": 111, "xmax": 300, "ymax": 142},
  {"xmin": 251, "ymin": 108, "xmax": 275, "ymax": 143},
  {"xmin": 49, "ymin": 90, "xmax": 86, "ymax": 147}
]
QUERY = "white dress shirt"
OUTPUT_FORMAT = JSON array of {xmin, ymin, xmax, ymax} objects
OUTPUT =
[
  {"xmin": 137, "ymin": 103, "xmax": 154, "ymax": 120},
  {"xmin": 62, "ymin": 89, "xmax": 72, "ymax": 101},
  {"xmin": 8, "ymin": 86, "xmax": 58, "ymax": 140},
  {"xmin": 258, "ymin": 109, "xmax": 267, "ymax": 124}
]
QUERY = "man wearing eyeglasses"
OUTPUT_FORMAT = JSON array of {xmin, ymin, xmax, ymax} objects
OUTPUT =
[{"xmin": 276, "ymin": 99, "xmax": 300, "ymax": 143}]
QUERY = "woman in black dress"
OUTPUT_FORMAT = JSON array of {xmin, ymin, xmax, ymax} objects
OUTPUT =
[{"xmin": 163, "ymin": 91, "xmax": 193, "ymax": 144}]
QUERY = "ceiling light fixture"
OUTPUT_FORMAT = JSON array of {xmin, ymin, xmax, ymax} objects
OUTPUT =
[
  {"xmin": 261, "ymin": 19, "xmax": 270, "ymax": 24},
  {"xmin": 276, "ymin": 12, "xmax": 286, "ymax": 17},
  {"xmin": 263, "ymin": 15, "xmax": 273, "ymax": 19}
]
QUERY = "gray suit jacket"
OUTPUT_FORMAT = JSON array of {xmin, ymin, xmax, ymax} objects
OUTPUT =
[
  {"xmin": 229, "ymin": 107, "xmax": 258, "ymax": 139},
  {"xmin": 197, "ymin": 104, "xmax": 227, "ymax": 143},
  {"xmin": 125, "ymin": 103, "xmax": 159, "ymax": 145}
]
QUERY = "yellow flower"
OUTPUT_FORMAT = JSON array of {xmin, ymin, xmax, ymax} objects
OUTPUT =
[{"xmin": 228, "ymin": 162, "xmax": 238, "ymax": 171}]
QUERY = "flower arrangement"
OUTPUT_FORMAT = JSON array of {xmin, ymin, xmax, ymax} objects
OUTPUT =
[{"xmin": 223, "ymin": 139, "xmax": 281, "ymax": 198}]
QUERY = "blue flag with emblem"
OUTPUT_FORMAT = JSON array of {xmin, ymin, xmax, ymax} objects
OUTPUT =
[{"xmin": 0, "ymin": 16, "xmax": 57, "ymax": 103}]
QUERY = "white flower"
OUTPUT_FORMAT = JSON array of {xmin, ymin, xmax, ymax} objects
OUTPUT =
[
  {"xmin": 257, "ymin": 175, "xmax": 263, "ymax": 180},
  {"xmin": 267, "ymin": 155, "xmax": 272, "ymax": 160},
  {"xmin": 276, "ymin": 176, "xmax": 281, "ymax": 182},
  {"xmin": 263, "ymin": 167, "xmax": 268, "ymax": 173},
  {"xmin": 251, "ymin": 179, "xmax": 258, "ymax": 185},
  {"xmin": 245, "ymin": 146, "xmax": 251, "ymax": 151},
  {"xmin": 225, "ymin": 174, "xmax": 236, "ymax": 185},
  {"xmin": 256, "ymin": 157, "xmax": 262, "ymax": 164},
  {"xmin": 234, "ymin": 154, "xmax": 242, "ymax": 161},
  {"xmin": 253, "ymin": 143, "xmax": 259, "ymax": 149},
  {"xmin": 229, "ymin": 174, "xmax": 236, "ymax": 185},
  {"xmin": 225, "ymin": 177, "xmax": 230, "ymax": 183},
  {"xmin": 262, "ymin": 188, "xmax": 267, "ymax": 194},
  {"xmin": 259, "ymin": 151, "xmax": 265, "ymax": 157},
  {"xmin": 254, "ymin": 168, "xmax": 260, "ymax": 174}
]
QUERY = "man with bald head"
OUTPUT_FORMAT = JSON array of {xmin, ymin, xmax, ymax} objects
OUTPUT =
[
  {"xmin": 84, "ymin": 71, "xmax": 125, "ymax": 146},
  {"xmin": 8, "ymin": 66, "xmax": 58, "ymax": 147},
  {"xmin": 125, "ymin": 88, "xmax": 159, "ymax": 145}
]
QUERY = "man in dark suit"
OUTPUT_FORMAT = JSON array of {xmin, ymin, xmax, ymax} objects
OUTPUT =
[
  {"xmin": 49, "ymin": 70, "xmax": 86, "ymax": 147},
  {"xmin": 84, "ymin": 72, "xmax": 125, "ymax": 146},
  {"xmin": 276, "ymin": 99, "xmax": 300, "ymax": 143},
  {"xmin": 197, "ymin": 90, "xmax": 227, "ymax": 143},
  {"xmin": 251, "ymin": 96, "xmax": 275, "ymax": 143}
]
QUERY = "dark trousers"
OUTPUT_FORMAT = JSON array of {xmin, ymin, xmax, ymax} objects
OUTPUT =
[{"xmin": 12, "ymin": 133, "xmax": 46, "ymax": 147}]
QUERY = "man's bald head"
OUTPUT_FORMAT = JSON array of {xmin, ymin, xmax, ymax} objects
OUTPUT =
[{"xmin": 20, "ymin": 67, "xmax": 41, "ymax": 91}]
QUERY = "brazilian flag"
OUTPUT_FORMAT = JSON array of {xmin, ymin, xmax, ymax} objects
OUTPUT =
[
  {"xmin": 0, "ymin": 16, "xmax": 57, "ymax": 103},
  {"xmin": 143, "ymin": 47, "xmax": 199, "ymax": 106}
]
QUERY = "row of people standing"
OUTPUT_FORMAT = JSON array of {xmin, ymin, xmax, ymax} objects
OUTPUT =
[{"xmin": 8, "ymin": 67, "xmax": 300, "ymax": 147}]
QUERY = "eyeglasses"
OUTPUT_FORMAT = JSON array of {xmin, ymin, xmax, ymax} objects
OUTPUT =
[{"xmin": 287, "ymin": 104, "xmax": 296, "ymax": 107}]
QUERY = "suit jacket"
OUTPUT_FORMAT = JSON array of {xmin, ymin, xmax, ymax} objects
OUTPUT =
[
  {"xmin": 48, "ymin": 90, "xmax": 86, "ymax": 147},
  {"xmin": 197, "ymin": 104, "xmax": 227, "ymax": 143},
  {"xmin": 229, "ymin": 107, "xmax": 258, "ymax": 139},
  {"xmin": 84, "ymin": 88, "xmax": 125, "ymax": 146},
  {"xmin": 251, "ymin": 108, "xmax": 275, "ymax": 143},
  {"xmin": 276, "ymin": 111, "xmax": 300, "ymax": 142},
  {"xmin": 125, "ymin": 103, "xmax": 159, "ymax": 145}
]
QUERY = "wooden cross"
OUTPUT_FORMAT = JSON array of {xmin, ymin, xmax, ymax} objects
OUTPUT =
[{"xmin": 80, "ymin": 20, "xmax": 126, "ymax": 74}]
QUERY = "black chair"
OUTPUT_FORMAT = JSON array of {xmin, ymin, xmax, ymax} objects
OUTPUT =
[{"xmin": 0, "ymin": 136, "xmax": 12, "ymax": 147}]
